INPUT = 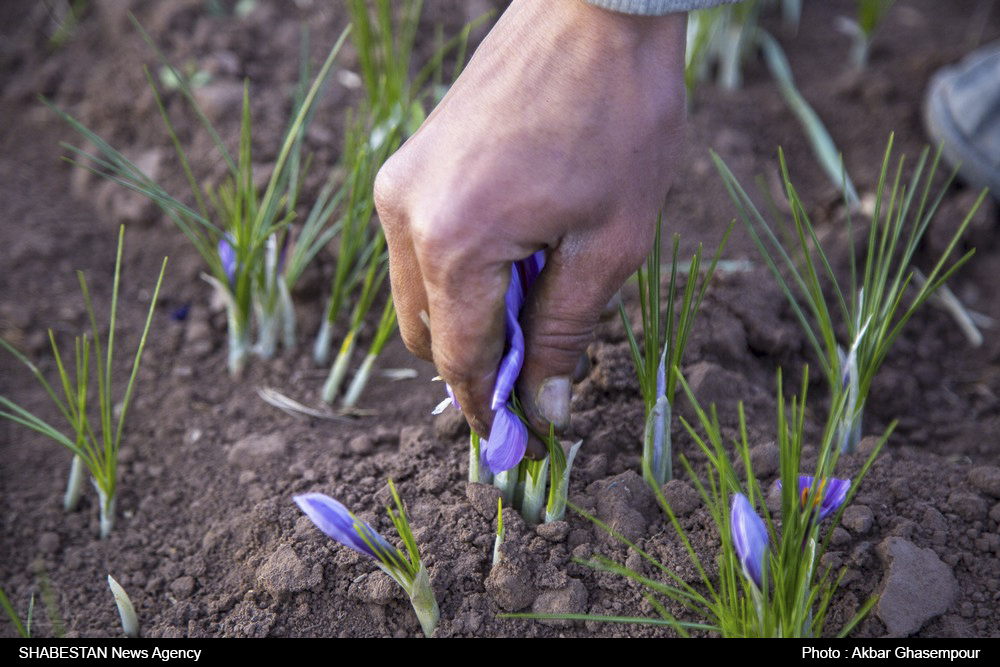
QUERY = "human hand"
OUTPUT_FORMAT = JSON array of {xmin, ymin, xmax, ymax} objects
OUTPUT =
[{"xmin": 374, "ymin": 0, "xmax": 688, "ymax": 454}]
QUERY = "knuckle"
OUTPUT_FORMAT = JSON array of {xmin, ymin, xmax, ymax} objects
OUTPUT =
[
  {"xmin": 410, "ymin": 203, "xmax": 496, "ymax": 284},
  {"xmin": 373, "ymin": 158, "xmax": 405, "ymax": 227},
  {"xmin": 398, "ymin": 324, "xmax": 432, "ymax": 362},
  {"xmin": 525, "ymin": 323, "xmax": 596, "ymax": 371}
]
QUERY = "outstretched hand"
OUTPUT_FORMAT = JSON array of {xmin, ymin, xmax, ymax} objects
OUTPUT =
[{"xmin": 374, "ymin": 0, "xmax": 688, "ymax": 452}]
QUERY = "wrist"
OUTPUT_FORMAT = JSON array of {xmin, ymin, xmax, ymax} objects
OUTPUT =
[{"xmin": 581, "ymin": 0, "xmax": 712, "ymax": 14}]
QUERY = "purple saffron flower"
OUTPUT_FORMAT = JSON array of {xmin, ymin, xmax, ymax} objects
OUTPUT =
[
  {"xmin": 294, "ymin": 493, "xmax": 402, "ymax": 562},
  {"xmin": 731, "ymin": 493, "xmax": 768, "ymax": 590},
  {"xmin": 796, "ymin": 476, "xmax": 851, "ymax": 521},
  {"xmin": 776, "ymin": 475, "xmax": 851, "ymax": 522},
  {"xmin": 440, "ymin": 251, "xmax": 546, "ymax": 474},
  {"xmin": 652, "ymin": 355, "xmax": 667, "ymax": 474},
  {"xmin": 481, "ymin": 251, "xmax": 546, "ymax": 473},
  {"xmin": 218, "ymin": 234, "xmax": 238, "ymax": 286}
]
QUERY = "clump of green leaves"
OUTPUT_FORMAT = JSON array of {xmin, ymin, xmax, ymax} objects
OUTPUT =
[
  {"xmin": 521, "ymin": 368, "xmax": 883, "ymax": 637},
  {"xmin": 620, "ymin": 215, "xmax": 731, "ymax": 487},
  {"xmin": 685, "ymin": 1, "xmax": 762, "ymax": 95},
  {"xmin": 714, "ymin": 135, "xmax": 983, "ymax": 452},
  {"xmin": 316, "ymin": 0, "xmax": 487, "ymax": 406},
  {"xmin": 0, "ymin": 227, "xmax": 166, "ymax": 537},
  {"xmin": 838, "ymin": 0, "xmax": 896, "ymax": 68},
  {"xmin": 686, "ymin": 1, "xmax": 862, "ymax": 209},
  {"xmin": 48, "ymin": 19, "xmax": 350, "ymax": 377}
]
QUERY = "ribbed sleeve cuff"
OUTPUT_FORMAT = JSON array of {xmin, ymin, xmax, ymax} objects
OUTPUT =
[{"xmin": 584, "ymin": 0, "xmax": 738, "ymax": 15}]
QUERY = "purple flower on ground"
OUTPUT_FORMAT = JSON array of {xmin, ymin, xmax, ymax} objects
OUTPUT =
[
  {"xmin": 294, "ymin": 493, "xmax": 402, "ymax": 562},
  {"xmin": 439, "ymin": 251, "xmax": 546, "ymax": 474},
  {"xmin": 731, "ymin": 493, "xmax": 768, "ymax": 590},
  {"xmin": 777, "ymin": 475, "xmax": 851, "ymax": 521}
]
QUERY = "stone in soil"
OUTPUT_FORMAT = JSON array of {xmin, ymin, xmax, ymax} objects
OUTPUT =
[{"xmin": 876, "ymin": 536, "xmax": 958, "ymax": 637}]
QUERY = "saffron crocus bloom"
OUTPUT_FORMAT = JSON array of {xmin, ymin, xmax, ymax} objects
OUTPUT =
[
  {"xmin": 440, "ymin": 251, "xmax": 545, "ymax": 474},
  {"xmin": 651, "ymin": 355, "xmax": 667, "ymax": 476},
  {"xmin": 294, "ymin": 493, "xmax": 402, "ymax": 562},
  {"xmin": 294, "ymin": 488, "xmax": 440, "ymax": 637},
  {"xmin": 796, "ymin": 475, "xmax": 851, "ymax": 521},
  {"xmin": 777, "ymin": 475, "xmax": 851, "ymax": 522},
  {"xmin": 218, "ymin": 235, "xmax": 238, "ymax": 286},
  {"xmin": 731, "ymin": 493, "xmax": 768, "ymax": 589}
]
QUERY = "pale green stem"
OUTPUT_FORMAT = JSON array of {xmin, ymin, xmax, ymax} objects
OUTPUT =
[
  {"xmin": 342, "ymin": 353, "xmax": 376, "ymax": 408},
  {"xmin": 279, "ymin": 275, "xmax": 296, "ymax": 352},
  {"xmin": 406, "ymin": 563, "xmax": 439, "ymax": 638},
  {"xmin": 313, "ymin": 313, "xmax": 333, "ymax": 366},
  {"xmin": 782, "ymin": 0, "xmax": 801, "ymax": 32},
  {"xmin": 545, "ymin": 439, "xmax": 582, "ymax": 523},
  {"xmin": 801, "ymin": 536, "xmax": 817, "ymax": 637},
  {"xmin": 253, "ymin": 298, "xmax": 280, "ymax": 359},
  {"xmin": 492, "ymin": 534, "xmax": 503, "ymax": 566},
  {"xmin": 228, "ymin": 320, "xmax": 250, "ymax": 378},
  {"xmin": 718, "ymin": 25, "xmax": 745, "ymax": 90},
  {"xmin": 322, "ymin": 328, "xmax": 357, "ymax": 404},
  {"xmin": 468, "ymin": 431, "xmax": 492, "ymax": 485},
  {"xmin": 108, "ymin": 575, "xmax": 139, "ymax": 638},
  {"xmin": 64, "ymin": 455, "xmax": 84, "ymax": 511},
  {"xmin": 95, "ymin": 481, "xmax": 115, "ymax": 539},
  {"xmin": 520, "ymin": 458, "xmax": 549, "ymax": 525},
  {"xmin": 493, "ymin": 467, "xmax": 517, "ymax": 506},
  {"xmin": 254, "ymin": 235, "xmax": 281, "ymax": 359},
  {"xmin": 202, "ymin": 274, "xmax": 248, "ymax": 377},
  {"xmin": 850, "ymin": 35, "xmax": 871, "ymax": 68},
  {"xmin": 643, "ymin": 395, "xmax": 672, "ymax": 488}
]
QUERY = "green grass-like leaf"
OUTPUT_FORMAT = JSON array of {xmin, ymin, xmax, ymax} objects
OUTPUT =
[
  {"xmin": 0, "ymin": 227, "xmax": 165, "ymax": 537},
  {"xmin": 713, "ymin": 134, "xmax": 981, "ymax": 452}
]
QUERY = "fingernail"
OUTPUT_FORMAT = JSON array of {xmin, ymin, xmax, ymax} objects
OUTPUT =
[{"xmin": 536, "ymin": 376, "xmax": 571, "ymax": 431}]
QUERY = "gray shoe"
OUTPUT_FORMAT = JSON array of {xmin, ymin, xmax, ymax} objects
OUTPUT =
[{"xmin": 925, "ymin": 43, "xmax": 1000, "ymax": 200}]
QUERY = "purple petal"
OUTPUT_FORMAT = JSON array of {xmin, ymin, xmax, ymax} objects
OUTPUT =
[
  {"xmin": 655, "ymin": 355, "xmax": 666, "ymax": 401},
  {"xmin": 730, "ymin": 493, "xmax": 768, "ymax": 589},
  {"xmin": 518, "ymin": 251, "xmax": 545, "ymax": 290},
  {"xmin": 778, "ymin": 475, "xmax": 852, "ymax": 522},
  {"xmin": 440, "ymin": 251, "xmax": 545, "ymax": 469},
  {"xmin": 218, "ymin": 235, "xmax": 237, "ymax": 286},
  {"xmin": 294, "ymin": 493, "xmax": 399, "ymax": 561},
  {"xmin": 446, "ymin": 383, "xmax": 459, "ymax": 410},
  {"xmin": 482, "ymin": 405, "xmax": 528, "ymax": 473},
  {"xmin": 798, "ymin": 475, "xmax": 851, "ymax": 521},
  {"xmin": 492, "ymin": 318, "xmax": 523, "ymax": 410}
]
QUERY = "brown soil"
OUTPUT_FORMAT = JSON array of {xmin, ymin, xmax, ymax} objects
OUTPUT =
[{"xmin": 2, "ymin": 0, "xmax": 1000, "ymax": 639}]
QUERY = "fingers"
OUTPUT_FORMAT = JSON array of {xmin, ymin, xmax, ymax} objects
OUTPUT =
[
  {"xmin": 377, "ymin": 151, "xmax": 514, "ymax": 439},
  {"xmin": 518, "ymin": 226, "xmax": 651, "ymax": 436},
  {"xmin": 413, "ymin": 210, "xmax": 513, "ymax": 438},
  {"xmin": 375, "ymin": 158, "xmax": 432, "ymax": 361}
]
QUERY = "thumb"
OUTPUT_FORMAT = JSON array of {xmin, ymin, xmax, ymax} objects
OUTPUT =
[{"xmin": 518, "ymin": 234, "xmax": 645, "ymax": 435}]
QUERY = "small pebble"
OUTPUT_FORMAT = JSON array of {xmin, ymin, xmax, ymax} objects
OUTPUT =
[
  {"xmin": 348, "ymin": 434, "xmax": 374, "ymax": 455},
  {"xmin": 531, "ymin": 578, "xmax": 588, "ymax": 628},
  {"xmin": 841, "ymin": 505, "xmax": 874, "ymax": 534},
  {"xmin": 661, "ymin": 479, "xmax": 700, "ymax": 517},
  {"xmin": 748, "ymin": 441, "xmax": 780, "ymax": 476},
  {"xmin": 948, "ymin": 492, "xmax": 987, "ymax": 522},
  {"xmin": 969, "ymin": 466, "xmax": 1000, "ymax": 498},
  {"xmin": 536, "ymin": 521, "xmax": 569, "ymax": 543},
  {"xmin": 38, "ymin": 532, "xmax": 60, "ymax": 554},
  {"xmin": 171, "ymin": 576, "xmax": 196, "ymax": 599}
]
